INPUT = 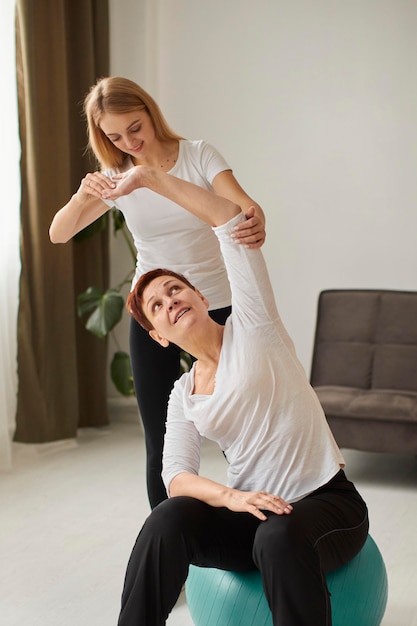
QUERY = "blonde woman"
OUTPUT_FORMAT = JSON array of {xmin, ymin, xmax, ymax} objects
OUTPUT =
[{"xmin": 49, "ymin": 77, "xmax": 265, "ymax": 508}]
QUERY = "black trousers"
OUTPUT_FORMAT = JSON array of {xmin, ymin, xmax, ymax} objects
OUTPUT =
[
  {"xmin": 129, "ymin": 306, "xmax": 232, "ymax": 509},
  {"xmin": 117, "ymin": 470, "xmax": 369, "ymax": 626}
]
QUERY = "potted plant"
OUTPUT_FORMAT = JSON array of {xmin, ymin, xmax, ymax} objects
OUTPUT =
[
  {"xmin": 76, "ymin": 209, "xmax": 191, "ymax": 397},
  {"xmin": 76, "ymin": 208, "xmax": 135, "ymax": 396}
]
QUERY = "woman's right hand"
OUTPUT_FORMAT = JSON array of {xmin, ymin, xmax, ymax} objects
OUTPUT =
[{"xmin": 226, "ymin": 489, "xmax": 293, "ymax": 521}]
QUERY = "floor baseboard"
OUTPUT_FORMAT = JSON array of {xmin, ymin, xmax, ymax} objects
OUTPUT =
[{"xmin": 107, "ymin": 396, "xmax": 143, "ymax": 432}]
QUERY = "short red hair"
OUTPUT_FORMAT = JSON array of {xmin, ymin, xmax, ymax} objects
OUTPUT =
[{"xmin": 127, "ymin": 268, "xmax": 196, "ymax": 331}]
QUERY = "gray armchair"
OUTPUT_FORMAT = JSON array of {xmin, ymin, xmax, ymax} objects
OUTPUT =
[{"xmin": 310, "ymin": 289, "xmax": 417, "ymax": 454}]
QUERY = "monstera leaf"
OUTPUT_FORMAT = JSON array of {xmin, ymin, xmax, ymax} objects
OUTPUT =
[
  {"xmin": 77, "ymin": 287, "xmax": 125, "ymax": 338},
  {"xmin": 74, "ymin": 209, "xmax": 137, "ymax": 396},
  {"xmin": 73, "ymin": 214, "xmax": 108, "ymax": 241},
  {"xmin": 111, "ymin": 351, "xmax": 135, "ymax": 396}
]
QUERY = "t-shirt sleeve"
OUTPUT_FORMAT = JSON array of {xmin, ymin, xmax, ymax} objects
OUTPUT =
[{"xmin": 197, "ymin": 141, "xmax": 231, "ymax": 185}]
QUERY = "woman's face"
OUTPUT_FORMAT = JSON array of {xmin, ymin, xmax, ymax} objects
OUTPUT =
[
  {"xmin": 99, "ymin": 109, "xmax": 156, "ymax": 161},
  {"xmin": 142, "ymin": 275, "xmax": 209, "ymax": 347}
]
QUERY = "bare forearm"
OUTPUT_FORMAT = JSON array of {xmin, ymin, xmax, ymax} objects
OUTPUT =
[
  {"xmin": 49, "ymin": 195, "xmax": 103, "ymax": 243},
  {"xmin": 169, "ymin": 472, "xmax": 235, "ymax": 506},
  {"xmin": 168, "ymin": 472, "xmax": 293, "ymax": 521},
  {"xmin": 211, "ymin": 170, "xmax": 266, "ymax": 247},
  {"xmin": 50, "ymin": 172, "xmax": 114, "ymax": 243},
  {"xmin": 104, "ymin": 166, "xmax": 241, "ymax": 227},
  {"xmin": 152, "ymin": 171, "xmax": 241, "ymax": 226}
]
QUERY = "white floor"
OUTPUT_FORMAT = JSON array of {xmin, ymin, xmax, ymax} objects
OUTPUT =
[{"xmin": 1, "ymin": 416, "xmax": 416, "ymax": 626}]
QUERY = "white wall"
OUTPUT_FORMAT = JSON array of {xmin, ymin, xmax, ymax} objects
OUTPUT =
[
  {"xmin": 107, "ymin": 0, "xmax": 147, "ymax": 399},
  {"xmin": 108, "ymin": 0, "xmax": 417, "ymax": 395}
]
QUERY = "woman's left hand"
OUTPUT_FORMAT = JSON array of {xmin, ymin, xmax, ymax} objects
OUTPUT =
[
  {"xmin": 101, "ymin": 166, "xmax": 148, "ymax": 201},
  {"xmin": 231, "ymin": 206, "xmax": 266, "ymax": 248},
  {"xmin": 226, "ymin": 488, "xmax": 293, "ymax": 521}
]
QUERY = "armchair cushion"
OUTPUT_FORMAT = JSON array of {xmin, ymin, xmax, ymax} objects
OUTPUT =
[{"xmin": 311, "ymin": 289, "xmax": 417, "ymax": 454}]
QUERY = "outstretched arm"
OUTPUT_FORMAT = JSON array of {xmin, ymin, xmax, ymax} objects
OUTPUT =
[{"xmin": 102, "ymin": 165, "xmax": 241, "ymax": 228}]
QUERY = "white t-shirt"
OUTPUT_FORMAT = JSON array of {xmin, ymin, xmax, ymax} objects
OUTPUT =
[
  {"xmin": 103, "ymin": 139, "xmax": 232, "ymax": 311},
  {"xmin": 162, "ymin": 213, "xmax": 344, "ymax": 504}
]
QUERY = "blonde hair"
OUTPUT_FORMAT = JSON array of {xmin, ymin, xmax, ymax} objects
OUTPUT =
[{"xmin": 84, "ymin": 76, "xmax": 184, "ymax": 169}]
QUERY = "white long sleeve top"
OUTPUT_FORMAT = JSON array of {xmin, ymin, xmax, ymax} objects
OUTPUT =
[{"xmin": 162, "ymin": 213, "xmax": 344, "ymax": 503}]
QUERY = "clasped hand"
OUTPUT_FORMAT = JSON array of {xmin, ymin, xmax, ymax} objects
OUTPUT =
[{"xmin": 81, "ymin": 167, "xmax": 146, "ymax": 201}]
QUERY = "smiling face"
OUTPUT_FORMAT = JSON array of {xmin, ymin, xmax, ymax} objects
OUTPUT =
[
  {"xmin": 142, "ymin": 275, "xmax": 209, "ymax": 348},
  {"xmin": 99, "ymin": 110, "xmax": 156, "ymax": 162}
]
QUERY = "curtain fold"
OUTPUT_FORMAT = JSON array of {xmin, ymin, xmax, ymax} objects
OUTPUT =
[
  {"xmin": 14, "ymin": 0, "xmax": 110, "ymax": 443},
  {"xmin": 0, "ymin": 0, "xmax": 21, "ymax": 470}
]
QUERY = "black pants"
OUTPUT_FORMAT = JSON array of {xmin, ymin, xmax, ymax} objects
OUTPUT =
[
  {"xmin": 129, "ymin": 306, "xmax": 232, "ymax": 509},
  {"xmin": 117, "ymin": 470, "xmax": 368, "ymax": 626}
]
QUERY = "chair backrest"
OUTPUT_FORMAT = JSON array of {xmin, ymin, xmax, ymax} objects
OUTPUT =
[{"xmin": 310, "ymin": 289, "xmax": 417, "ymax": 393}]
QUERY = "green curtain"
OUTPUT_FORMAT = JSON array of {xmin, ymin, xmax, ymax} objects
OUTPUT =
[{"xmin": 15, "ymin": 0, "xmax": 110, "ymax": 442}]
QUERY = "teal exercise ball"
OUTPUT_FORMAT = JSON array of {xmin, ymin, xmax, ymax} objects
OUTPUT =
[{"xmin": 185, "ymin": 535, "xmax": 388, "ymax": 626}]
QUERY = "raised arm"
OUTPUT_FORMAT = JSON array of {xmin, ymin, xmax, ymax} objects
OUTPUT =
[{"xmin": 102, "ymin": 165, "xmax": 241, "ymax": 227}]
